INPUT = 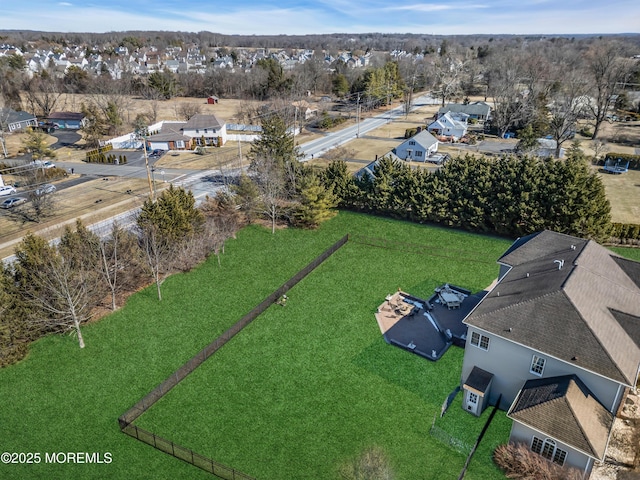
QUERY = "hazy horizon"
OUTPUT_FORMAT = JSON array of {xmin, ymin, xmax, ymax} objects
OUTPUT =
[{"xmin": 2, "ymin": 1, "xmax": 638, "ymax": 37}]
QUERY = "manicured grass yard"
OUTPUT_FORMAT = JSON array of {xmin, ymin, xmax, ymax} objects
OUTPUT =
[
  {"xmin": 0, "ymin": 211, "xmax": 522, "ymax": 479},
  {"xmin": 133, "ymin": 214, "xmax": 513, "ymax": 480}
]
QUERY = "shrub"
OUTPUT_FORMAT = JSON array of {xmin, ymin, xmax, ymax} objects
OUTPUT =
[{"xmin": 494, "ymin": 443, "xmax": 582, "ymax": 480}]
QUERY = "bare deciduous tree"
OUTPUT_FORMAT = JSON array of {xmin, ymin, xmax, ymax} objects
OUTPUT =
[
  {"xmin": 584, "ymin": 40, "xmax": 632, "ymax": 139},
  {"xmin": 175, "ymin": 102, "xmax": 202, "ymax": 120},
  {"xmin": 99, "ymin": 222, "xmax": 144, "ymax": 311}
]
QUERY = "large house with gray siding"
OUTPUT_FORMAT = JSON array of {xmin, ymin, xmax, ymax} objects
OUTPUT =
[{"xmin": 460, "ymin": 230, "xmax": 640, "ymax": 478}]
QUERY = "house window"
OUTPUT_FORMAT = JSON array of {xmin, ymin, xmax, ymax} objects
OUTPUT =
[
  {"xmin": 204, "ymin": 129, "xmax": 208, "ymax": 133},
  {"xmin": 175, "ymin": 140, "xmax": 185, "ymax": 149},
  {"xmin": 531, "ymin": 437, "xmax": 567, "ymax": 466},
  {"xmin": 530, "ymin": 355, "xmax": 546, "ymax": 376},
  {"xmin": 470, "ymin": 331, "xmax": 490, "ymax": 351},
  {"xmin": 415, "ymin": 151, "xmax": 423, "ymax": 157},
  {"xmin": 409, "ymin": 141, "xmax": 415, "ymax": 145}
]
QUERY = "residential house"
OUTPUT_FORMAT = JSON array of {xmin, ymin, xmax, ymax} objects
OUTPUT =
[
  {"xmin": 438, "ymin": 102, "xmax": 491, "ymax": 122},
  {"xmin": 47, "ymin": 112, "xmax": 88, "ymax": 130},
  {"xmin": 393, "ymin": 129, "xmax": 439, "ymax": 161},
  {"xmin": 146, "ymin": 114, "xmax": 227, "ymax": 150},
  {"xmin": 146, "ymin": 122, "xmax": 192, "ymax": 151},
  {"xmin": 460, "ymin": 230, "xmax": 640, "ymax": 478},
  {"xmin": 182, "ymin": 114, "xmax": 227, "ymax": 147},
  {"xmin": 0, "ymin": 108, "xmax": 37, "ymax": 132},
  {"xmin": 427, "ymin": 112, "xmax": 468, "ymax": 140}
]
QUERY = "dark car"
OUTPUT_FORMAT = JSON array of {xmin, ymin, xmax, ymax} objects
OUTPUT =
[
  {"xmin": 149, "ymin": 149, "xmax": 164, "ymax": 158},
  {"xmin": 0, "ymin": 197, "xmax": 27, "ymax": 209}
]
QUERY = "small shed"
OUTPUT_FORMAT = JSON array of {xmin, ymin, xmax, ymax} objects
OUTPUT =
[
  {"xmin": 207, "ymin": 96, "xmax": 220, "ymax": 105},
  {"xmin": 462, "ymin": 366, "xmax": 494, "ymax": 416}
]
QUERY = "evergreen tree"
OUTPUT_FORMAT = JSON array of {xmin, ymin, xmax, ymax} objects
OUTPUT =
[{"xmin": 294, "ymin": 174, "xmax": 338, "ymax": 229}]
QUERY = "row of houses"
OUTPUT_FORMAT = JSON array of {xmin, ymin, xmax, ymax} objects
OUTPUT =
[{"xmin": 0, "ymin": 42, "xmax": 374, "ymax": 80}]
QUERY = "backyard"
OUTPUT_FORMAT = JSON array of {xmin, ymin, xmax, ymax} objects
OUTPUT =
[{"xmin": 0, "ymin": 212, "xmax": 516, "ymax": 480}]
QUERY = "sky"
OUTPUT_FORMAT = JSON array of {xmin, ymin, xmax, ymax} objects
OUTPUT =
[{"xmin": 1, "ymin": 0, "xmax": 639, "ymax": 36}]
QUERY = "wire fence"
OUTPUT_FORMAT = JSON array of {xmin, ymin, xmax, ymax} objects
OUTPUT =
[
  {"xmin": 429, "ymin": 423, "xmax": 473, "ymax": 456},
  {"xmin": 118, "ymin": 234, "xmax": 350, "ymax": 478},
  {"xmin": 121, "ymin": 423, "xmax": 255, "ymax": 480}
]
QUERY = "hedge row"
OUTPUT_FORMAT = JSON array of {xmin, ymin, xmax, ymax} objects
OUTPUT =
[
  {"xmin": 609, "ymin": 223, "xmax": 640, "ymax": 245},
  {"xmin": 85, "ymin": 144, "xmax": 114, "ymax": 162},
  {"xmin": 85, "ymin": 153, "xmax": 128, "ymax": 164}
]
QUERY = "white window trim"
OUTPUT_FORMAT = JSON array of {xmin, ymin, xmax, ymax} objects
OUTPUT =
[
  {"xmin": 530, "ymin": 355, "xmax": 546, "ymax": 376},
  {"xmin": 531, "ymin": 437, "xmax": 567, "ymax": 466},
  {"xmin": 470, "ymin": 331, "xmax": 490, "ymax": 351}
]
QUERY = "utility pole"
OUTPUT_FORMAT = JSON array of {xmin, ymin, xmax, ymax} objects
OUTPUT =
[
  {"xmin": 356, "ymin": 93, "xmax": 361, "ymax": 138},
  {"xmin": 141, "ymin": 135, "xmax": 154, "ymax": 201}
]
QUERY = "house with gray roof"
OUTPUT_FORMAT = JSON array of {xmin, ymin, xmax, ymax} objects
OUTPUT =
[
  {"xmin": 182, "ymin": 114, "xmax": 227, "ymax": 147},
  {"xmin": 393, "ymin": 129, "xmax": 439, "ymax": 161},
  {"xmin": 0, "ymin": 108, "xmax": 37, "ymax": 132},
  {"xmin": 427, "ymin": 111, "xmax": 468, "ymax": 140},
  {"xmin": 438, "ymin": 101, "xmax": 491, "ymax": 122},
  {"xmin": 460, "ymin": 230, "xmax": 640, "ymax": 477},
  {"xmin": 145, "ymin": 114, "xmax": 227, "ymax": 151}
]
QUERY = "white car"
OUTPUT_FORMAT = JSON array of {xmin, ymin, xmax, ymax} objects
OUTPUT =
[
  {"xmin": 0, "ymin": 186, "xmax": 17, "ymax": 196},
  {"xmin": 34, "ymin": 184, "xmax": 56, "ymax": 196}
]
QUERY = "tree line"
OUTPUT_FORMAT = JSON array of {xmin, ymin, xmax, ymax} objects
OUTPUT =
[
  {"xmin": 0, "ymin": 115, "xmax": 337, "ymax": 366},
  {"xmin": 0, "ymin": 186, "xmax": 240, "ymax": 366},
  {"xmin": 1, "ymin": 34, "xmax": 638, "ymax": 152},
  {"xmin": 321, "ymin": 142, "xmax": 612, "ymax": 241}
]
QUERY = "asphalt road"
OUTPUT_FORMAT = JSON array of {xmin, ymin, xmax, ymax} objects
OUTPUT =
[{"xmin": 299, "ymin": 95, "xmax": 440, "ymax": 161}]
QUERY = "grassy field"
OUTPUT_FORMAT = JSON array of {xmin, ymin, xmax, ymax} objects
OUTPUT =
[
  {"xmin": 595, "ymin": 168, "xmax": 640, "ymax": 224},
  {"xmin": 0, "ymin": 212, "xmax": 514, "ymax": 480},
  {"xmin": 135, "ymin": 217, "xmax": 512, "ymax": 480}
]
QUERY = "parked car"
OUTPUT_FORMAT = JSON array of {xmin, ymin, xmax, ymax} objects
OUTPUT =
[
  {"xmin": 34, "ymin": 184, "xmax": 56, "ymax": 196},
  {"xmin": 0, "ymin": 185, "xmax": 17, "ymax": 196},
  {"xmin": 148, "ymin": 149, "xmax": 164, "ymax": 158},
  {"xmin": 32, "ymin": 160, "xmax": 56, "ymax": 169},
  {"xmin": 0, "ymin": 197, "xmax": 26, "ymax": 209}
]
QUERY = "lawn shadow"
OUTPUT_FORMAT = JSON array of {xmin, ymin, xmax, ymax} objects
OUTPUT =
[{"xmin": 351, "ymin": 337, "xmax": 463, "ymax": 407}]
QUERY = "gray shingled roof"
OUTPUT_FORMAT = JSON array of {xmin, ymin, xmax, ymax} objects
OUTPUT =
[
  {"xmin": 438, "ymin": 102, "xmax": 491, "ymax": 117},
  {"xmin": 183, "ymin": 113, "xmax": 224, "ymax": 130},
  {"xmin": 465, "ymin": 230, "xmax": 640, "ymax": 386},
  {"xmin": 508, "ymin": 375, "xmax": 614, "ymax": 460},
  {"xmin": 0, "ymin": 107, "xmax": 36, "ymax": 125},
  {"xmin": 464, "ymin": 366, "xmax": 494, "ymax": 394},
  {"xmin": 148, "ymin": 122, "xmax": 190, "ymax": 142}
]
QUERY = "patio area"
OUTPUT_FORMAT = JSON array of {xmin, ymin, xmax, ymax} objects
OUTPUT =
[{"xmin": 375, "ymin": 286, "xmax": 488, "ymax": 360}]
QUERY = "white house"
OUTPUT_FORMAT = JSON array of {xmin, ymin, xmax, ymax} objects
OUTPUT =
[
  {"xmin": 393, "ymin": 130, "xmax": 439, "ymax": 161},
  {"xmin": 427, "ymin": 112, "xmax": 467, "ymax": 140},
  {"xmin": 182, "ymin": 114, "xmax": 227, "ymax": 147}
]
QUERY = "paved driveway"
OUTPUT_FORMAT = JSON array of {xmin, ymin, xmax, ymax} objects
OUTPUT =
[{"xmin": 50, "ymin": 131, "xmax": 82, "ymax": 149}]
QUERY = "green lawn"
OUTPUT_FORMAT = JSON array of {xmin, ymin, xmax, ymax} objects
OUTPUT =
[
  {"xmin": 0, "ymin": 212, "xmax": 520, "ymax": 479},
  {"xmin": 132, "ymin": 214, "xmax": 513, "ymax": 480}
]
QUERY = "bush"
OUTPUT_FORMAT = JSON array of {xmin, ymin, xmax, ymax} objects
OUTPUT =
[
  {"xmin": 579, "ymin": 127, "xmax": 593, "ymax": 137},
  {"xmin": 494, "ymin": 443, "xmax": 582, "ymax": 480}
]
